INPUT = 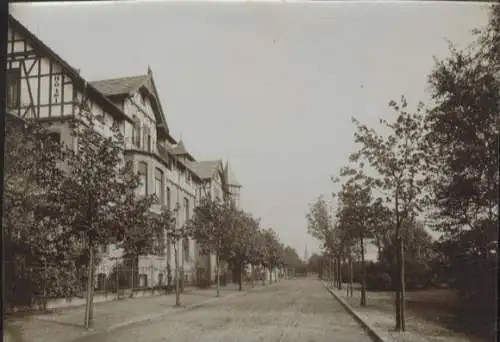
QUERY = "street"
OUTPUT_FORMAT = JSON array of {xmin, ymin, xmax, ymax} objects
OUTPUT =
[{"xmin": 73, "ymin": 278, "xmax": 372, "ymax": 342}]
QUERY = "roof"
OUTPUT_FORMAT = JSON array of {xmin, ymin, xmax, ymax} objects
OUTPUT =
[
  {"xmin": 171, "ymin": 140, "xmax": 188, "ymax": 155},
  {"xmin": 190, "ymin": 160, "xmax": 222, "ymax": 180},
  {"xmin": 90, "ymin": 68, "xmax": 171, "ymax": 140},
  {"xmin": 90, "ymin": 75, "xmax": 149, "ymax": 96},
  {"xmin": 8, "ymin": 15, "xmax": 133, "ymax": 124}
]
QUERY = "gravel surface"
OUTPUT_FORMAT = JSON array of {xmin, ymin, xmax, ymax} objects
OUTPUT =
[{"xmin": 74, "ymin": 278, "xmax": 372, "ymax": 342}]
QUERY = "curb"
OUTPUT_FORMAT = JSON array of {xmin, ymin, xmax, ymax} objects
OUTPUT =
[{"xmin": 321, "ymin": 281, "xmax": 386, "ymax": 342}]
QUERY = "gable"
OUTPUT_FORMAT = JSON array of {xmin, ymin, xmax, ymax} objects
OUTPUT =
[{"xmin": 7, "ymin": 15, "xmax": 132, "ymax": 124}]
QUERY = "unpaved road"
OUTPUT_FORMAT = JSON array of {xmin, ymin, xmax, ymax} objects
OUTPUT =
[{"xmin": 76, "ymin": 278, "xmax": 372, "ymax": 342}]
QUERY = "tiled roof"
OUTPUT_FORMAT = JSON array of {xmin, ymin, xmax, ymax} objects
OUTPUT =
[
  {"xmin": 90, "ymin": 75, "xmax": 150, "ymax": 97},
  {"xmin": 190, "ymin": 160, "xmax": 221, "ymax": 180}
]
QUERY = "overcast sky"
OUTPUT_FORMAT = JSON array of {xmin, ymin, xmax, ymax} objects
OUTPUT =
[{"xmin": 10, "ymin": 0, "xmax": 491, "ymax": 257}]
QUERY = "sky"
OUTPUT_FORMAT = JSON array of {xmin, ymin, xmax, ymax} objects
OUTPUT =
[{"xmin": 10, "ymin": 0, "xmax": 492, "ymax": 258}]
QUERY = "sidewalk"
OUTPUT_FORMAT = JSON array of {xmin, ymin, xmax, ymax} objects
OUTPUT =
[
  {"xmin": 324, "ymin": 282, "xmax": 483, "ymax": 342},
  {"xmin": 5, "ymin": 281, "xmax": 278, "ymax": 342}
]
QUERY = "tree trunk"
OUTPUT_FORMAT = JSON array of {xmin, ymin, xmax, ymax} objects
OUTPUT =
[
  {"xmin": 262, "ymin": 265, "xmax": 266, "ymax": 286},
  {"xmin": 349, "ymin": 254, "xmax": 354, "ymax": 297},
  {"xmin": 338, "ymin": 253, "xmax": 343, "ymax": 290},
  {"xmin": 129, "ymin": 255, "xmax": 135, "ymax": 298},
  {"xmin": 251, "ymin": 264, "xmax": 255, "ymax": 288},
  {"xmin": 360, "ymin": 236, "xmax": 367, "ymax": 306},
  {"xmin": 400, "ymin": 238, "xmax": 406, "ymax": 331},
  {"xmin": 216, "ymin": 251, "xmax": 220, "ymax": 297},
  {"xmin": 174, "ymin": 242, "xmax": 180, "ymax": 306},
  {"xmin": 269, "ymin": 267, "xmax": 272, "ymax": 284},
  {"xmin": 84, "ymin": 239, "xmax": 94, "ymax": 329},
  {"xmin": 238, "ymin": 263, "xmax": 243, "ymax": 291}
]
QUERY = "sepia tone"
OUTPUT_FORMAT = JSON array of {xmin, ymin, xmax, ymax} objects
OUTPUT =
[{"xmin": 3, "ymin": 2, "xmax": 498, "ymax": 342}]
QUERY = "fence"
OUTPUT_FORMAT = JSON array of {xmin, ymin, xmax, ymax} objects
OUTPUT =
[{"xmin": 4, "ymin": 254, "xmax": 212, "ymax": 313}]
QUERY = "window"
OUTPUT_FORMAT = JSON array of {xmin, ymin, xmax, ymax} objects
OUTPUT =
[
  {"xmin": 155, "ymin": 168, "xmax": 164, "ymax": 204},
  {"xmin": 143, "ymin": 126, "xmax": 151, "ymax": 152},
  {"xmin": 184, "ymin": 197, "xmax": 190, "ymax": 222},
  {"xmin": 138, "ymin": 162, "xmax": 148, "ymax": 196},
  {"xmin": 6, "ymin": 68, "xmax": 21, "ymax": 108},
  {"xmin": 166, "ymin": 187, "xmax": 171, "ymax": 210},
  {"xmin": 132, "ymin": 117, "xmax": 141, "ymax": 147},
  {"xmin": 183, "ymin": 238, "xmax": 190, "ymax": 262}
]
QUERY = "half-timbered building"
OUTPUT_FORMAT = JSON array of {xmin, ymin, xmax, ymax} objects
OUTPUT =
[{"xmin": 6, "ymin": 14, "xmax": 242, "ymax": 298}]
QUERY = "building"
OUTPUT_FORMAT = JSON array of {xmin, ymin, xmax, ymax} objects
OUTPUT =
[{"xmin": 6, "ymin": 15, "xmax": 241, "ymax": 295}]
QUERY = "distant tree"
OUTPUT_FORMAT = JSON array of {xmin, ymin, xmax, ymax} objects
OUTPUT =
[{"xmin": 307, "ymin": 253, "xmax": 323, "ymax": 276}]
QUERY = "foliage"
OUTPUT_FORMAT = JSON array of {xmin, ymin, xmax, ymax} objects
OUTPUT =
[
  {"xmin": 3, "ymin": 114, "xmax": 83, "ymax": 308},
  {"xmin": 421, "ymin": 5, "xmax": 499, "ymax": 336}
]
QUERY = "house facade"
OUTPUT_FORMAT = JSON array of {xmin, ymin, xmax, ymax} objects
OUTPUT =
[{"xmin": 6, "ymin": 15, "xmax": 241, "ymax": 294}]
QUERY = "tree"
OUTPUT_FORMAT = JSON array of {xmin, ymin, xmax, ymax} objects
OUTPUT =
[
  {"xmin": 307, "ymin": 253, "xmax": 323, "ymax": 276},
  {"xmin": 334, "ymin": 174, "xmax": 373, "ymax": 306},
  {"xmin": 350, "ymin": 96, "xmax": 426, "ymax": 331},
  {"xmin": 261, "ymin": 228, "xmax": 282, "ymax": 284},
  {"xmin": 190, "ymin": 197, "xmax": 232, "ymax": 296},
  {"xmin": 115, "ymin": 188, "xmax": 158, "ymax": 298},
  {"xmin": 53, "ymin": 109, "xmax": 144, "ymax": 328},
  {"xmin": 154, "ymin": 204, "xmax": 185, "ymax": 306},
  {"xmin": 3, "ymin": 114, "xmax": 79, "ymax": 309},
  {"xmin": 220, "ymin": 210, "xmax": 259, "ymax": 291},
  {"xmin": 422, "ymin": 5, "xmax": 499, "ymax": 335},
  {"xmin": 306, "ymin": 195, "xmax": 339, "ymax": 286}
]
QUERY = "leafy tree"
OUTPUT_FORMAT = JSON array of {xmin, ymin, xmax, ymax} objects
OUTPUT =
[
  {"xmin": 422, "ymin": 5, "xmax": 499, "ymax": 336},
  {"xmin": 154, "ymin": 204, "xmax": 185, "ymax": 305},
  {"xmin": 334, "ymin": 175, "xmax": 373, "ymax": 306},
  {"xmin": 221, "ymin": 210, "xmax": 259, "ymax": 291},
  {"xmin": 261, "ymin": 228, "xmax": 282, "ymax": 284},
  {"xmin": 3, "ymin": 115, "xmax": 79, "ymax": 309},
  {"xmin": 53, "ymin": 109, "xmax": 144, "ymax": 328},
  {"xmin": 307, "ymin": 253, "xmax": 323, "ymax": 276},
  {"xmin": 423, "ymin": 3, "xmax": 498, "ymax": 270},
  {"xmin": 115, "ymin": 187, "xmax": 158, "ymax": 297},
  {"xmin": 350, "ymin": 96, "xmax": 426, "ymax": 331},
  {"xmin": 190, "ymin": 197, "xmax": 232, "ymax": 296}
]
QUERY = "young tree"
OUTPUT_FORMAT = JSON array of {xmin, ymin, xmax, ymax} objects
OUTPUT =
[
  {"xmin": 335, "ymin": 176, "xmax": 373, "ymax": 306},
  {"xmin": 220, "ymin": 210, "xmax": 258, "ymax": 291},
  {"xmin": 115, "ymin": 187, "xmax": 158, "ymax": 298},
  {"xmin": 261, "ymin": 228, "xmax": 282, "ymax": 284},
  {"xmin": 190, "ymin": 197, "xmax": 232, "ymax": 297},
  {"xmin": 54, "ymin": 109, "xmax": 144, "ymax": 328},
  {"xmin": 350, "ymin": 96, "xmax": 426, "ymax": 331}
]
